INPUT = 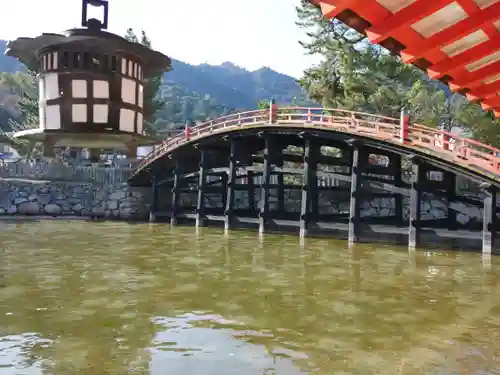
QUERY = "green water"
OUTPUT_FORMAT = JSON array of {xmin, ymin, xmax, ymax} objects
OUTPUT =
[{"xmin": 0, "ymin": 221, "xmax": 499, "ymax": 374}]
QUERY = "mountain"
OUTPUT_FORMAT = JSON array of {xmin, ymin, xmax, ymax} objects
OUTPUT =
[
  {"xmin": 0, "ymin": 40, "xmax": 312, "ymax": 131},
  {"xmin": 0, "ymin": 41, "xmax": 21, "ymax": 74}
]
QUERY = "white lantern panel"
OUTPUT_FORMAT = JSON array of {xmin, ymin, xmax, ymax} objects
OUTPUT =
[
  {"xmin": 44, "ymin": 73, "xmax": 60, "ymax": 100},
  {"xmin": 138, "ymin": 84, "xmax": 143, "ymax": 108},
  {"xmin": 38, "ymin": 76, "xmax": 45, "ymax": 103},
  {"xmin": 39, "ymin": 105, "xmax": 46, "ymax": 129},
  {"xmin": 93, "ymin": 104, "xmax": 108, "ymax": 123},
  {"xmin": 119, "ymin": 109, "xmax": 135, "ymax": 132},
  {"xmin": 121, "ymin": 58, "xmax": 128, "ymax": 75},
  {"xmin": 72, "ymin": 104, "xmax": 87, "ymax": 122},
  {"xmin": 46, "ymin": 105, "xmax": 61, "ymax": 129},
  {"xmin": 121, "ymin": 78, "xmax": 136, "ymax": 104},
  {"xmin": 52, "ymin": 52, "xmax": 58, "ymax": 70},
  {"xmin": 93, "ymin": 80, "xmax": 109, "ymax": 99},
  {"xmin": 128, "ymin": 60, "xmax": 133, "ymax": 76},
  {"xmin": 136, "ymin": 112, "xmax": 143, "ymax": 134},
  {"xmin": 72, "ymin": 80, "xmax": 87, "ymax": 98}
]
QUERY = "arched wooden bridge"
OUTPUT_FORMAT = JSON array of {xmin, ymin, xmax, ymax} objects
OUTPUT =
[{"xmin": 129, "ymin": 107, "xmax": 500, "ymax": 253}]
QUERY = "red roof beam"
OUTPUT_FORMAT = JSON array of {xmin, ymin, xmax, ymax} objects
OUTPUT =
[
  {"xmin": 480, "ymin": 95, "xmax": 500, "ymax": 110},
  {"xmin": 466, "ymin": 78, "xmax": 500, "ymax": 101},
  {"xmin": 400, "ymin": 1, "xmax": 500, "ymax": 64},
  {"xmin": 427, "ymin": 35, "xmax": 500, "ymax": 79},
  {"xmin": 449, "ymin": 60, "xmax": 500, "ymax": 92},
  {"xmin": 315, "ymin": 0, "xmax": 363, "ymax": 18},
  {"xmin": 365, "ymin": 0, "xmax": 455, "ymax": 44}
]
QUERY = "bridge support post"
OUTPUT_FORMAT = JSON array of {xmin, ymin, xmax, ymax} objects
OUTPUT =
[
  {"xmin": 277, "ymin": 151, "xmax": 285, "ymax": 215},
  {"xmin": 248, "ymin": 170, "xmax": 255, "ymax": 212},
  {"xmin": 225, "ymin": 140, "xmax": 238, "ymax": 230},
  {"xmin": 408, "ymin": 156, "xmax": 423, "ymax": 249},
  {"xmin": 259, "ymin": 136, "xmax": 272, "ymax": 233},
  {"xmin": 482, "ymin": 184, "xmax": 497, "ymax": 254},
  {"xmin": 170, "ymin": 158, "xmax": 181, "ymax": 225},
  {"xmin": 196, "ymin": 148, "xmax": 207, "ymax": 227},
  {"xmin": 446, "ymin": 171, "xmax": 457, "ymax": 230},
  {"xmin": 149, "ymin": 174, "xmax": 158, "ymax": 222},
  {"xmin": 347, "ymin": 140, "xmax": 362, "ymax": 244},
  {"xmin": 300, "ymin": 138, "xmax": 318, "ymax": 237},
  {"xmin": 221, "ymin": 173, "xmax": 228, "ymax": 213},
  {"xmin": 392, "ymin": 154, "xmax": 403, "ymax": 225}
]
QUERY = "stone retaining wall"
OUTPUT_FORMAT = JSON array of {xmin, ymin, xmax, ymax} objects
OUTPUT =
[
  {"xmin": 0, "ymin": 179, "xmax": 150, "ymax": 219},
  {"xmin": 0, "ymin": 179, "xmax": 484, "ymax": 225}
]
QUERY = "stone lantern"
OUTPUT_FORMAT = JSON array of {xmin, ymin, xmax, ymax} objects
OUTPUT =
[{"xmin": 4, "ymin": 0, "xmax": 171, "ymax": 159}]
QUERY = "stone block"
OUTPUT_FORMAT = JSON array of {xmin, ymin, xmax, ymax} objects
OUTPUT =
[
  {"xmin": 44, "ymin": 204, "xmax": 62, "ymax": 215},
  {"xmin": 18, "ymin": 201, "xmax": 40, "ymax": 214}
]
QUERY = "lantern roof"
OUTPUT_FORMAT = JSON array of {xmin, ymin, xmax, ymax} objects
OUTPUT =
[
  {"xmin": 313, "ymin": 0, "xmax": 500, "ymax": 117},
  {"xmin": 5, "ymin": 28, "xmax": 171, "ymax": 77}
]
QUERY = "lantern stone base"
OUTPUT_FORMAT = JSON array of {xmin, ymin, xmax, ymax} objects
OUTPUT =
[{"xmin": 13, "ymin": 129, "xmax": 158, "ymax": 152}]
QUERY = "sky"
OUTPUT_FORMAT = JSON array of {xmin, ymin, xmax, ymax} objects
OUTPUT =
[{"xmin": 0, "ymin": 0, "xmax": 320, "ymax": 78}]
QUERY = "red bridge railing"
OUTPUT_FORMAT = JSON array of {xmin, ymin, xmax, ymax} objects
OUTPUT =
[{"xmin": 133, "ymin": 107, "xmax": 500, "ymax": 179}]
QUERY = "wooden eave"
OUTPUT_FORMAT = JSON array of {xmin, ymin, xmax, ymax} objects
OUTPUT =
[{"xmin": 312, "ymin": 0, "xmax": 500, "ymax": 117}]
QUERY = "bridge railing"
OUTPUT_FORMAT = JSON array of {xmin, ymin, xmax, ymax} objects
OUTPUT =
[
  {"xmin": 278, "ymin": 107, "xmax": 500, "ymax": 175},
  {"xmin": 134, "ymin": 109, "xmax": 268, "ymax": 171},
  {"xmin": 409, "ymin": 124, "xmax": 500, "ymax": 173},
  {"xmin": 133, "ymin": 107, "xmax": 500, "ymax": 178}
]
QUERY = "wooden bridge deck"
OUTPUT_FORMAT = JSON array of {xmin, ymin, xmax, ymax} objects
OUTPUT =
[{"xmin": 131, "ymin": 107, "xmax": 500, "ymax": 185}]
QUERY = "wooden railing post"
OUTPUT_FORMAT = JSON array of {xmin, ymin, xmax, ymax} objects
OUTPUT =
[
  {"xmin": 443, "ymin": 133, "xmax": 451, "ymax": 151},
  {"xmin": 269, "ymin": 98, "xmax": 277, "ymax": 124},
  {"xmin": 400, "ymin": 108, "xmax": 409, "ymax": 145},
  {"xmin": 457, "ymin": 140, "xmax": 468, "ymax": 160},
  {"xmin": 349, "ymin": 114, "xmax": 357, "ymax": 130}
]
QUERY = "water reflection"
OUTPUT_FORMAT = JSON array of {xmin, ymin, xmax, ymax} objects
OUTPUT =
[{"xmin": 0, "ymin": 221, "xmax": 499, "ymax": 374}]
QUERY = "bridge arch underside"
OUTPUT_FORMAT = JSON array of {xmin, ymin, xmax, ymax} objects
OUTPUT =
[{"xmin": 132, "ymin": 127, "xmax": 500, "ymax": 253}]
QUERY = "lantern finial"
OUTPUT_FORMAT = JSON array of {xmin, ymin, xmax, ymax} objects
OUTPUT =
[{"xmin": 81, "ymin": 0, "xmax": 109, "ymax": 30}]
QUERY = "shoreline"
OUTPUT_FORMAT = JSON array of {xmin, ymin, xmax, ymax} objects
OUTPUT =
[{"xmin": 1, "ymin": 215, "xmax": 497, "ymax": 253}]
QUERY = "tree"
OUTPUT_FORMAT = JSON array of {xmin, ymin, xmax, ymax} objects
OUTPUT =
[
  {"xmin": 0, "ymin": 70, "xmax": 40, "ymax": 157},
  {"xmin": 257, "ymin": 100, "xmax": 270, "ymax": 110},
  {"xmin": 125, "ymin": 29, "xmax": 167, "ymax": 136},
  {"xmin": 180, "ymin": 97, "xmax": 193, "ymax": 123}
]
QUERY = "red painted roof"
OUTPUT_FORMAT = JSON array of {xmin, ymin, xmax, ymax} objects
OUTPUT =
[{"xmin": 313, "ymin": 0, "xmax": 500, "ymax": 117}]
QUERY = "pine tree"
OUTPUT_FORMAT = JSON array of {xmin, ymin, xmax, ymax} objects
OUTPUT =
[{"xmin": 0, "ymin": 70, "xmax": 40, "ymax": 157}]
